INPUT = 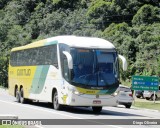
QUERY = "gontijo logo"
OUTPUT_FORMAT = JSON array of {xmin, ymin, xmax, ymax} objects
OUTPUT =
[{"xmin": 17, "ymin": 69, "xmax": 31, "ymax": 76}]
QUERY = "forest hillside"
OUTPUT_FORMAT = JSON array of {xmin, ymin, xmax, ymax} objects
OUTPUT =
[{"xmin": 0, "ymin": 0, "xmax": 160, "ymax": 87}]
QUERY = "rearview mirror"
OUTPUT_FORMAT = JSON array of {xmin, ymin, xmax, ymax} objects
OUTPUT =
[
  {"xmin": 62, "ymin": 51, "xmax": 73, "ymax": 69},
  {"xmin": 118, "ymin": 54, "xmax": 127, "ymax": 71}
]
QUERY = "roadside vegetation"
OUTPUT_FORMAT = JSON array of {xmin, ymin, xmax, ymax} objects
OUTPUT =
[
  {"xmin": 0, "ymin": 126, "xmax": 24, "ymax": 128},
  {"xmin": 0, "ymin": 0, "xmax": 160, "ymax": 88},
  {"xmin": 133, "ymin": 101, "xmax": 160, "ymax": 111}
]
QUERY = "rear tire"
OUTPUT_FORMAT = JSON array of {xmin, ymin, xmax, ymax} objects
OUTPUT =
[
  {"xmin": 146, "ymin": 97, "xmax": 150, "ymax": 100},
  {"xmin": 53, "ymin": 91, "xmax": 62, "ymax": 110},
  {"xmin": 125, "ymin": 104, "xmax": 131, "ymax": 108},
  {"xmin": 92, "ymin": 106, "xmax": 102, "ymax": 113},
  {"xmin": 19, "ymin": 88, "xmax": 27, "ymax": 104},
  {"xmin": 15, "ymin": 88, "xmax": 20, "ymax": 103},
  {"xmin": 136, "ymin": 96, "xmax": 141, "ymax": 98}
]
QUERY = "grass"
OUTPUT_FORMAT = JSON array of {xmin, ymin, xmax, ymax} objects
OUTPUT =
[
  {"xmin": 0, "ymin": 126, "xmax": 24, "ymax": 128},
  {"xmin": 133, "ymin": 101, "xmax": 160, "ymax": 111}
]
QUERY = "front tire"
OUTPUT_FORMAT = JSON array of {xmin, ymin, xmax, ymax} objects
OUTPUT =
[
  {"xmin": 92, "ymin": 106, "xmax": 102, "ymax": 113},
  {"xmin": 53, "ymin": 91, "xmax": 62, "ymax": 110}
]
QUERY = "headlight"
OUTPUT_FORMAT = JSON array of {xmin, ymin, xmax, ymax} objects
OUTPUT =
[
  {"xmin": 114, "ymin": 92, "xmax": 118, "ymax": 96},
  {"xmin": 73, "ymin": 90, "xmax": 80, "ymax": 95},
  {"xmin": 67, "ymin": 86, "xmax": 83, "ymax": 95},
  {"xmin": 111, "ymin": 90, "xmax": 119, "ymax": 96}
]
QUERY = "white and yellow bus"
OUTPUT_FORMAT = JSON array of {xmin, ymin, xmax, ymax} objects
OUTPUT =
[{"xmin": 8, "ymin": 36, "xmax": 127, "ymax": 113}]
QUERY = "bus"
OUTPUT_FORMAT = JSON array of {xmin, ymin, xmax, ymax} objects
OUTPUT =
[{"xmin": 8, "ymin": 36, "xmax": 127, "ymax": 113}]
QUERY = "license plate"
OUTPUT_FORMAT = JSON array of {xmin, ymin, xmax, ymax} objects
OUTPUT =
[
  {"xmin": 121, "ymin": 93, "xmax": 126, "ymax": 96},
  {"xmin": 93, "ymin": 100, "xmax": 101, "ymax": 104}
]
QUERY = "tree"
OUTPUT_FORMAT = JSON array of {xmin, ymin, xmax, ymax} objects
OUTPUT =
[
  {"xmin": 3, "ymin": 1, "xmax": 31, "ymax": 25},
  {"xmin": 87, "ymin": 0, "xmax": 119, "ymax": 29},
  {"xmin": 102, "ymin": 22, "xmax": 133, "ymax": 57},
  {"xmin": 133, "ymin": 23, "xmax": 160, "ymax": 76},
  {"xmin": 0, "ymin": 56, "xmax": 8, "ymax": 87},
  {"xmin": 132, "ymin": 4, "xmax": 160, "ymax": 25},
  {"xmin": 6, "ymin": 25, "xmax": 31, "ymax": 52},
  {"xmin": 51, "ymin": 0, "xmax": 82, "ymax": 10},
  {"xmin": 157, "ymin": 56, "xmax": 160, "ymax": 76},
  {"xmin": 0, "ymin": 0, "xmax": 11, "ymax": 9},
  {"xmin": 0, "ymin": 0, "xmax": 160, "ymax": 87}
]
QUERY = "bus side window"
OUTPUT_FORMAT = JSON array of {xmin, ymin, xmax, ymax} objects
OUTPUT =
[
  {"xmin": 52, "ymin": 45, "xmax": 58, "ymax": 68},
  {"xmin": 10, "ymin": 52, "xmax": 17, "ymax": 66}
]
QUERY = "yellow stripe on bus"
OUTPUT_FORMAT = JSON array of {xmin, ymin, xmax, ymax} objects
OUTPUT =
[{"xmin": 11, "ymin": 39, "xmax": 47, "ymax": 51}]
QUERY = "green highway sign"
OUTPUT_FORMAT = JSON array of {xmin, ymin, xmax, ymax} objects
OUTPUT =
[{"xmin": 132, "ymin": 76, "xmax": 159, "ymax": 91}]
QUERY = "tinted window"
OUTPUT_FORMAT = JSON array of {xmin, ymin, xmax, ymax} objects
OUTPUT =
[
  {"xmin": 70, "ymin": 48, "xmax": 119, "ymax": 87},
  {"xmin": 10, "ymin": 45, "xmax": 58, "ymax": 68}
]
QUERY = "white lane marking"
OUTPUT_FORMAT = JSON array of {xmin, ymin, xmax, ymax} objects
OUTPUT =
[
  {"xmin": 0, "ymin": 99, "xmax": 82, "ymax": 119},
  {"xmin": 83, "ymin": 120, "xmax": 124, "ymax": 128},
  {"xmin": 108, "ymin": 125, "xmax": 123, "ymax": 128},
  {"xmin": 0, "ymin": 99, "xmax": 123, "ymax": 128},
  {"xmin": 35, "ymin": 125, "xmax": 44, "ymax": 128}
]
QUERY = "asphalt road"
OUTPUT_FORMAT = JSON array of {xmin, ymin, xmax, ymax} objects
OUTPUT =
[{"xmin": 0, "ymin": 88, "xmax": 160, "ymax": 128}]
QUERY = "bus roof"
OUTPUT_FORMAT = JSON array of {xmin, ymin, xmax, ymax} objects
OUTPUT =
[{"xmin": 11, "ymin": 36, "xmax": 115, "ymax": 51}]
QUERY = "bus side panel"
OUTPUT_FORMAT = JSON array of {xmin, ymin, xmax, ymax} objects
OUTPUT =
[
  {"xmin": 8, "ymin": 65, "xmax": 37, "ymax": 98},
  {"xmin": 28, "ymin": 65, "xmax": 61, "ymax": 102},
  {"xmin": 8, "ymin": 65, "xmax": 16, "ymax": 96}
]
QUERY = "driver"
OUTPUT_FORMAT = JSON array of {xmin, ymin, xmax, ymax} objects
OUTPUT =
[{"xmin": 75, "ymin": 63, "xmax": 86, "ymax": 78}]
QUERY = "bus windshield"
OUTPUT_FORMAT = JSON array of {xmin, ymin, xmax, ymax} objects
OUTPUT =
[{"xmin": 70, "ymin": 48, "xmax": 119, "ymax": 89}]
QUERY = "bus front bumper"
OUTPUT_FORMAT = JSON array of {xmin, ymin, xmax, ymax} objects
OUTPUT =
[{"xmin": 66, "ymin": 93, "xmax": 118, "ymax": 107}]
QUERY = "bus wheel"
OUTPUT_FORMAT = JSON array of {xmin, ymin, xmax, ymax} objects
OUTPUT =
[
  {"xmin": 53, "ymin": 91, "xmax": 62, "ymax": 110},
  {"xmin": 92, "ymin": 106, "xmax": 102, "ymax": 113},
  {"xmin": 15, "ymin": 88, "xmax": 20, "ymax": 103},
  {"xmin": 20, "ymin": 88, "xmax": 26, "ymax": 104}
]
